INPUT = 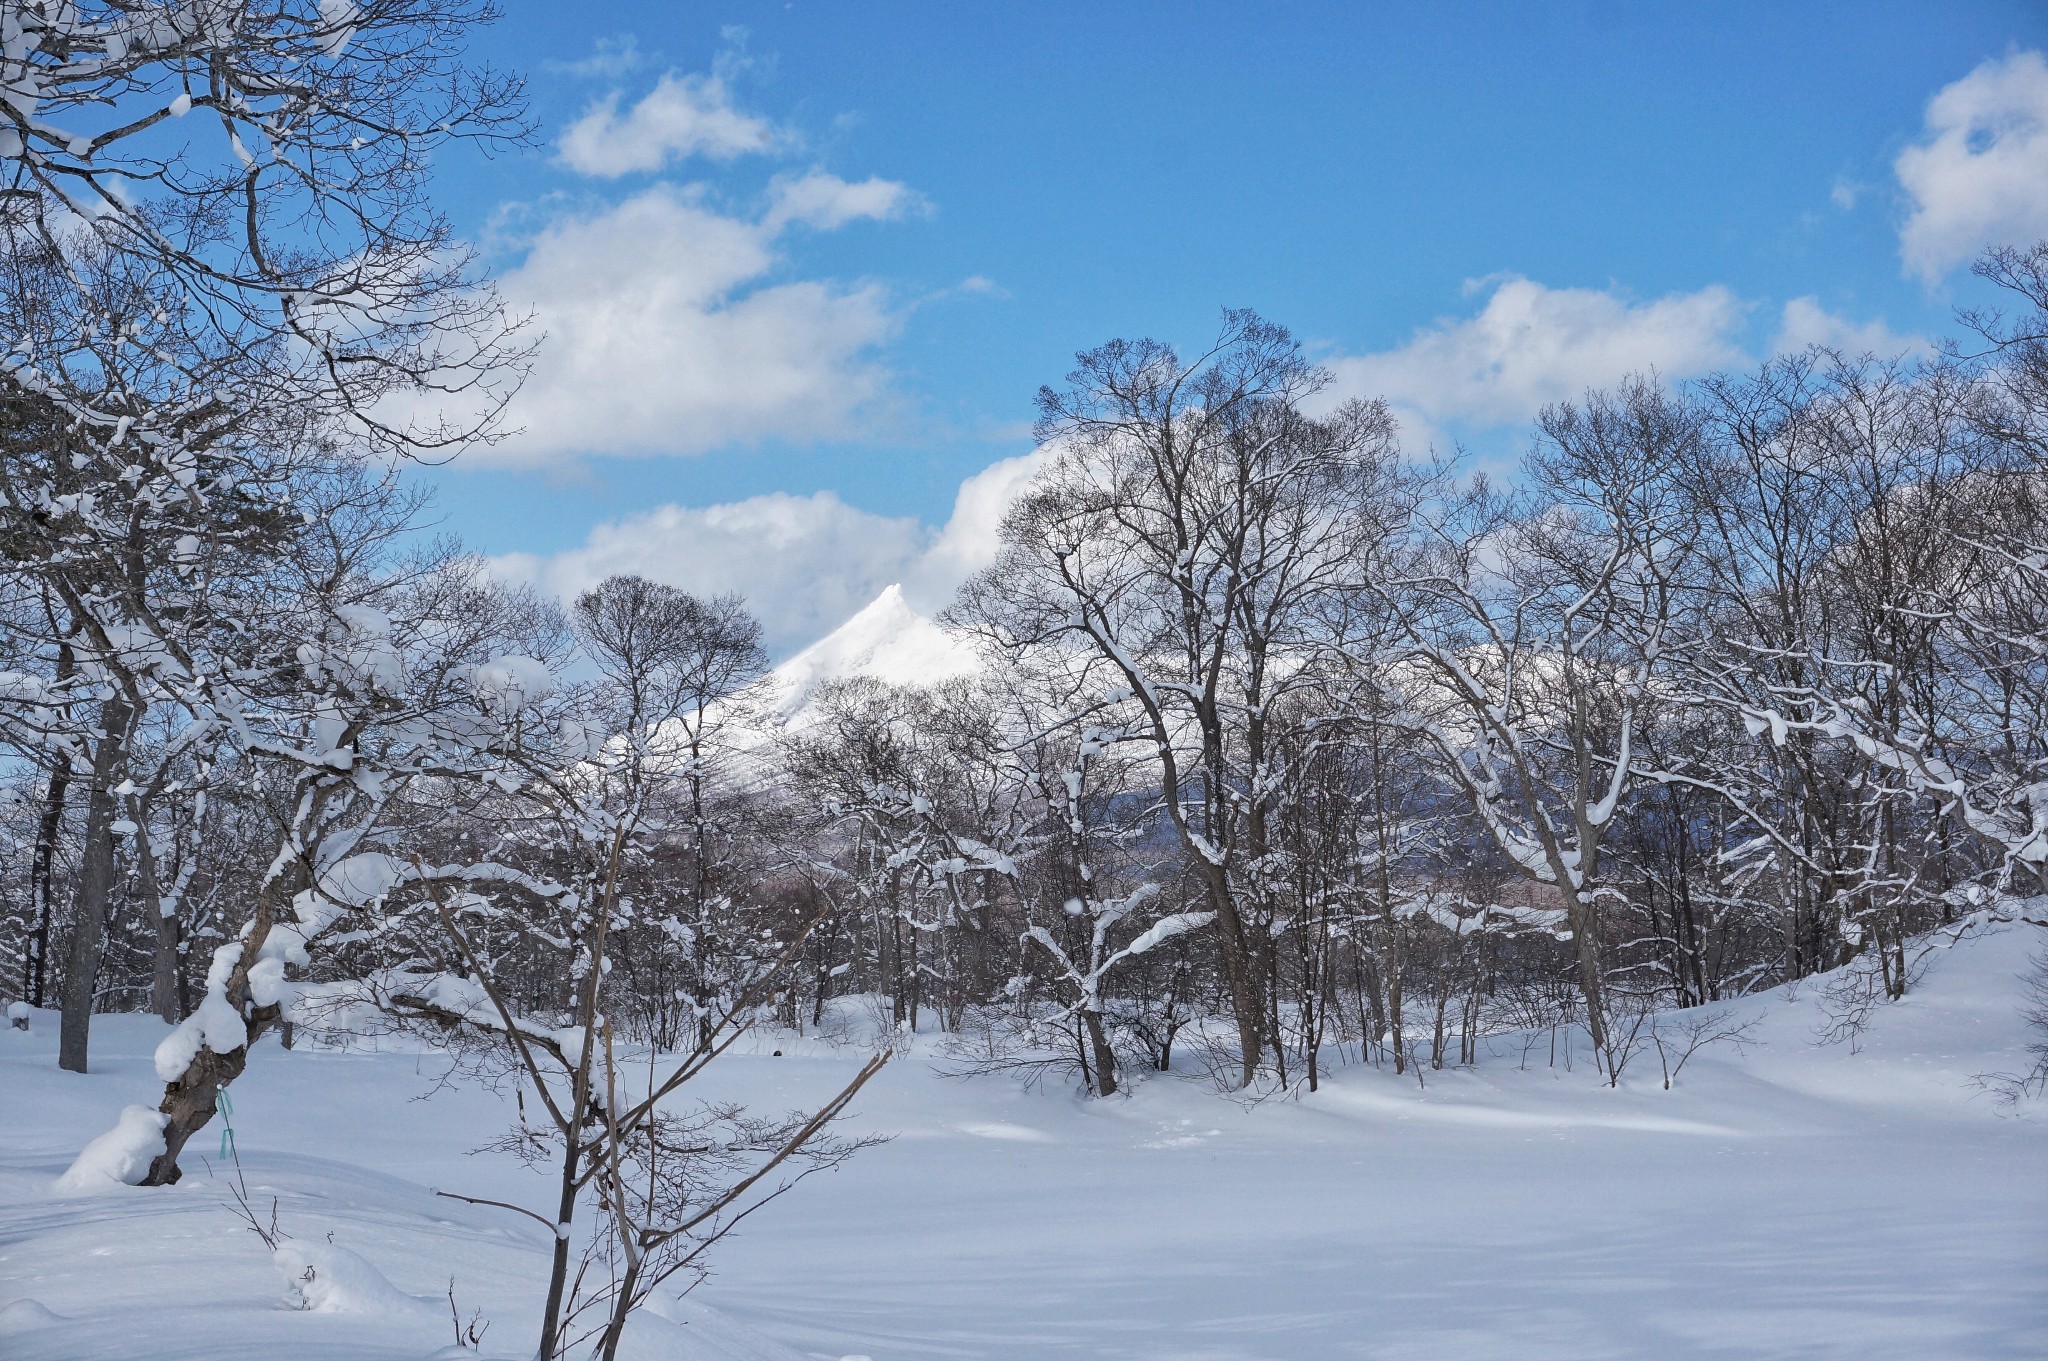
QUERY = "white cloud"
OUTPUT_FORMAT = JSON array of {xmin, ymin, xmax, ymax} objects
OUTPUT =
[
  {"xmin": 491, "ymin": 451, "xmax": 1046, "ymax": 655},
  {"xmin": 1773, "ymin": 297, "xmax": 1929, "ymax": 360},
  {"xmin": 558, "ymin": 71, "xmax": 779, "ymax": 177},
  {"xmin": 494, "ymin": 492, "xmax": 927, "ymax": 655},
  {"xmin": 1895, "ymin": 50, "xmax": 2048, "ymax": 282},
  {"xmin": 1323, "ymin": 275, "xmax": 1748, "ymax": 433},
  {"xmin": 765, "ymin": 171, "xmax": 926, "ymax": 231},
  {"xmin": 486, "ymin": 185, "xmax": 907, "ymax": 463},
  {"xmin": 904, "ymin": 449, "xmax": 1048, "ymax": 609}
]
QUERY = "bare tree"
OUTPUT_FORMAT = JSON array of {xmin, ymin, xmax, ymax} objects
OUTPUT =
[
  {"xmin": 0, "ymin": 0, "xmax": 531, "ymax": 1070},
  {"xmin": 137, "ymin": 540, "xmax": 567, "ymax": 1182},
  {"xmin": 352, "ymin": 579, "xmax": 883, "ymax": 1361},
  {"xmin": 998, "ymin": 658, "xmax": 1201, "ymax": 1097},
  {"xmin": 954, "ymin": 310, "xmax": 1410, "ymax": 1088},
  {"xmin": 0, "ymin": 0, "xmax": 530, "ymax": 457},
  {"xmin": 1378, "ymin": 377, "xmax": 1699, "ymax": 1078},
  {"xmin": 572, "ymin": 577, "xmax": 769, "ymax": 1048}
]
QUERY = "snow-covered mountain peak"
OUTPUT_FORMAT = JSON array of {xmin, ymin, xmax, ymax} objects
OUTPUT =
[{"xmin": 766, "ymin": 584, "xmax": 978, "ymax": 721}]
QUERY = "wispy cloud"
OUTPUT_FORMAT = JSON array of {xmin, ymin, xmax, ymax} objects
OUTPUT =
[
  {"xmin": 764, "ymin": 170, "xmax": 928, "ymax": 232},
  {"xmin": 545, "ymin": 35, "xmax": 647, "ymax": 81},
  {"xmin": 1773, "ymin": 297, "xmax": 1928, "ymax": 360}
]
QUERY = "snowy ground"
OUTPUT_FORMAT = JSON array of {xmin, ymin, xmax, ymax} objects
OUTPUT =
[{"xmin": 3, "ymin": 926, "xmax": 2044, "ymax": 1361}]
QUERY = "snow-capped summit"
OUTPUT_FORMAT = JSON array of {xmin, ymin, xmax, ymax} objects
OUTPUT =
[{"xmin": 766, "ymin": 584, "xmax": 978, "ymax": 722}]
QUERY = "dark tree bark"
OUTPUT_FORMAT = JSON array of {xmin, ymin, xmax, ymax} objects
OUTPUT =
[
  {"xmin": 1081, "ymin": 1007, "xmax": 1120, "ymax": 1097},
  {"xmin": 24, "ymin": 762, "xmax": 68, "ymax": 1010},
  {"xmin": 57, "ymin": 696, "xmax": 132, "ymax": 1073}
]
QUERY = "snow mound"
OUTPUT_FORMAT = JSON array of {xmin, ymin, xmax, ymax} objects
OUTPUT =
[
  {"xmin": 53, "ymin": 1105, "xmax": 165, "ymax": 1192},
  {"xmin": 767, "ymin": 584, "xmax": 976, "ymax": 723},
  {"xmin": 0, "ymin": 1299, "xmax": 66, "ymax": 1332},
  {"xmin": 274, "ymin": 1240, "xmax": 435, "ymax": 1317}
]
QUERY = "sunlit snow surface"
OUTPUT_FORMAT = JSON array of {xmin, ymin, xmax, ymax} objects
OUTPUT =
[
  {"xmin": 3, "ymin": 928, "xmax": 2045, "ymax": 1360},
  {"xmin": 765, "ymin": 583, "xmax": 977, "ymax": 725}
]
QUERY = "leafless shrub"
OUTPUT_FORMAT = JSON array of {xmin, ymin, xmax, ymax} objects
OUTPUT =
[{"xmin": 1650, "ymin": 1010, "xmax": 1764, "ymax": 1089}]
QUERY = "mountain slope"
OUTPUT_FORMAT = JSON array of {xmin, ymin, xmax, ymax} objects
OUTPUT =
[{"xmin": 764, "ymin": 583, "xmax": 978, "ymax": 722}]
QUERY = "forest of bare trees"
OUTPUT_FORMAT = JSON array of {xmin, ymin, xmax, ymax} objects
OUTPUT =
[{"xmin": 8, "ymin": 252, "xmax": 2046, "ymax": 1110}]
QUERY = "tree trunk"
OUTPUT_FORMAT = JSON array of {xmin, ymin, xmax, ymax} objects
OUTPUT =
[
  {"xmin": 58, "ymin": 698, "xmax": 132, "ymax": 1074},
  {"xmin": 887, "ymin": 908, "xmax": 907, "ymax": 1027},
  {"xmin": 132, "ymin": 817, "xmax": 184, "ymax": 1024},
  {"xmin": 1386, "ymin": 923, "xmax": 1407, "ymax": 1076},
  {"xmin": 150, "ymin": 902, "xmax": 185, "ymax": 1025},
  {"xmin": 23, "ymin": 638, "xmax": 75, "ymax": 1009},
  {"xmin": 142, "ymin": 1008, "xmax": 278, "ymax": 1183},
  {"xmin": 596, "ymin": 1254, "xmax": 644, "ymax": 1361},
  {"xmin": 1199, "ymin": 867, "xmax": 1265, "ymax": 1088},
  {"xmin": 24, "ymin": 764, "xmax": 68, "ymax": 1009},
  {"xmin": 1355, "ymin": 946, "xmax": 1386, "ymax": 1066},
  {"xmin": 1081, "ymin": 1006, "xmax": 1119, "ymax": 1097},
  {"xmin": 1566, "ymin": 890, "xmax": 1610, "ymax": 1064},
  {"xmin": 142, "ymin": 868, "xmax": 301, "ymax": 1184},
  {"xmin": 536, "ymin": 1132, "xmax": 582, "ymax": 1361},
  {"xmin": 906, "ymin": 920, "xmax": 920, "ymax": 1032}
]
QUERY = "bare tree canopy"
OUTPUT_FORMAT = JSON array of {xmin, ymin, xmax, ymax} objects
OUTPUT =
[{"xmin": 0, "ymin": 0, "xmax": 531, "ymax": 456}]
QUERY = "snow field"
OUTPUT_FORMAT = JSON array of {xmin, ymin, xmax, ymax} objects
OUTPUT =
[{"xmin": 1, "ymin": 925, "xmax": 2043, "ymax": 1360}]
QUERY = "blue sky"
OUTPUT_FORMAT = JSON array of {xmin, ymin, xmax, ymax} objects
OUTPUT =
[{"xmin": 426, "ymin": 2, "xmax": 2048, "ymax": 653}]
